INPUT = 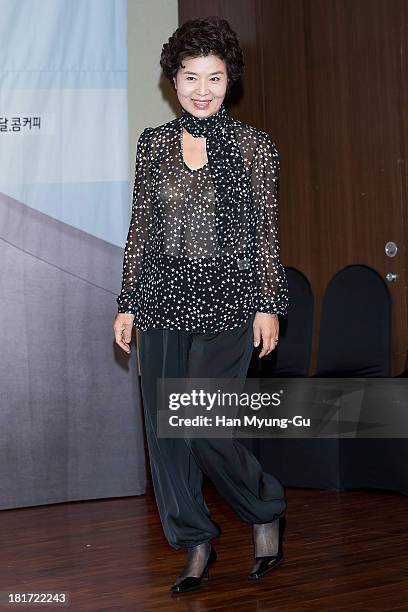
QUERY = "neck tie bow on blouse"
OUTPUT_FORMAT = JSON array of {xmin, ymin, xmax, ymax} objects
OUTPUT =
[{"xmin": 179, "ymin": 103, "xmax": 250, "ymax": 248}]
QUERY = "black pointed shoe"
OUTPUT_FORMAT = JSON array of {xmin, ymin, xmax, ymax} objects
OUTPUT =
[
  {"xmin": 248, "ymin": 515, "xmax": 286, "ymax": 579},
  {"xmin": 170, "ymin": 545, "xmax": 217, "ymax": 593}
]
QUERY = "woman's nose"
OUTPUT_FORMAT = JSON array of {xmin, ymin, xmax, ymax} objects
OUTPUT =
[{"xmin": 196, "ymin": 80, "xmax": 209, "ymax": 96}]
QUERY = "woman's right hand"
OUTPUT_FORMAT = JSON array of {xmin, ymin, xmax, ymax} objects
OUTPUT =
[{"xmin": 113, "ymin": 313, "xmax": 135, "ymax": 354}]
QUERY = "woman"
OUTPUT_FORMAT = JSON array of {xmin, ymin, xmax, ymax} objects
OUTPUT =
[{"xmin": 113, "ymin": 16, "xmax": 289, "ymax": 594}]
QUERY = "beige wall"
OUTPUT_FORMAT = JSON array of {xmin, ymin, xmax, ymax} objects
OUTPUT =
[{"xmin": 127, "ymin": 0, "xmax": 178, "ymax": 189}]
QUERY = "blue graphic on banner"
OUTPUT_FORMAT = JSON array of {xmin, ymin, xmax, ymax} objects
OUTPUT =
[{"xmin": 0, "ymin": 0, "xmax": 130, "ymax": 246}]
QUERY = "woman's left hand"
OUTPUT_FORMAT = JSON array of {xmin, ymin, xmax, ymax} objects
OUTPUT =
[{"xmin": 253, "ymin": 312, "xmax": 279, "ymax": 358}]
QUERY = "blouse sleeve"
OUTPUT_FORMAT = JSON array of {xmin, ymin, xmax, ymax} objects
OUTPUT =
[
  {"xmin": 251, "ymin": 132, "xmax": 289, "ymax": 316},
  {"xmin": 116, "ymin": 127, "xmax": 153, "ymax": 314}
]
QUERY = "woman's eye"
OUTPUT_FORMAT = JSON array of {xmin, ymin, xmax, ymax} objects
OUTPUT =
[{"xmin": 211, "ymin": 77, "xmax": 220, "ymax": 81}]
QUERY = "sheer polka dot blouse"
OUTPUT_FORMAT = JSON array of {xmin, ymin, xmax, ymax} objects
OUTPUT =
[{"xmin": 116, "ymin": 113, "xmax": 289, "ymax": 333}]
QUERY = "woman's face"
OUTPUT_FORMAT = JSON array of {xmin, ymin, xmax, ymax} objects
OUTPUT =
[{"xmin": 173, "ymin": 54, "xmax": 228, "ymax": 118}]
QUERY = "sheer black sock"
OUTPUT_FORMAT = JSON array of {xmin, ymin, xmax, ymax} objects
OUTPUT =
[
  {"xmin": 250, "ymin": 518, "xmax": 279, "ymax": 573},
  {"xmin": 173, "ymin": 541, "xmax": 211, "ymax": 586}
]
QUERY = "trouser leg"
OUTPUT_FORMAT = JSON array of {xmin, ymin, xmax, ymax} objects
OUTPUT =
[
  {"xmin": 138, "ymin": 327, "xmax": 221, "ymax": 550},
  {"xmin": 186, "ymin": 314, "xmax": 287, "ymax": 524}
]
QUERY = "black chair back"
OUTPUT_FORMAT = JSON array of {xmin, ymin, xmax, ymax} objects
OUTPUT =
[{"xmin": 315, "ymin": 265, "xmax": 392, "ymax": 377}]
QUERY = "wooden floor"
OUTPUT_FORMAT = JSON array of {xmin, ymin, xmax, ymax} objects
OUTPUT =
[{"xmin": 1, "ymin": 479, "xmax": 407, "ymax": 611}]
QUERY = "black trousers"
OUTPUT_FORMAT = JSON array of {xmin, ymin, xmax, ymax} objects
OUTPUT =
[{"xmin": 138, "ymin": 314, "xmax": 286, "ymax": 550}]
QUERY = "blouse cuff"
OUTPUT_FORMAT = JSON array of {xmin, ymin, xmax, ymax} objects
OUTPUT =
[
  {"xmin": 116, "ymin": 293, "xmax": 136, "ymax": 315},
  {"xmin": 256, "ymin": 288, "xmax": 289, "ymax": 316}
]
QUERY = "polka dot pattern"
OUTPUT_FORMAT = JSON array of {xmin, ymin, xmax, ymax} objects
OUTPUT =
[{"xmin": 116, "ymin": 105, "xmax": 289, "ymax": 332}]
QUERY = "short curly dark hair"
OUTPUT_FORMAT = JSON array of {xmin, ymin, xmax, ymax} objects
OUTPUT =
[{"xmin": 160, "ymin": 16, "xmax": 244, "ymax": 96}]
